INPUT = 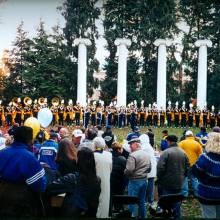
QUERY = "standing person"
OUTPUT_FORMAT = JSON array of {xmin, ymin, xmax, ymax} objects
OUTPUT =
[
  {"xmin": 196, "ymin": 126, "xmax": 208, "ymax": 147},
  {"xmin": 139, "ymin": 134, "xmax": 157, "ymax": 207},
  {"xmin": 71, "ymin": 129, "xmax": 83, "ymax": 148},
  {"xmin": 146, "ymin": 128, "xmax": 155, "ymax": 148},
  {"xmin": 192, "ymin": 132, "xmax": 220, "ymax": 219},
  {"xmin": 38, "ymin": 132, "xmax": 58, "ymax": 170},
  {"xmin": 93, "ymin": 137, "xmax": 112, "ymax": 218},
  {"xmin": 178, "ymin": 130, "xmax": 203, "ymax": 196},
  {"xmin": 157, "ymin": 135, "xmax": 189, "ymax": 218},
  {"xmin": 59, "ymin": 127, "xmax": 69, "ymax": 140},
  {"xmin": 102, "ymin": 125, "xmax": 115, "ymax": 148},
  {"xmin": 56, "ymin": 138, "xmax": 77, "ymax": 176},
  {"xmin": 160, "ymin": 130, "xmax": 169, "ymax": 151},
  {"xmin": 124, "ymin": 134, "xmax": 151, "ymax": 219}
]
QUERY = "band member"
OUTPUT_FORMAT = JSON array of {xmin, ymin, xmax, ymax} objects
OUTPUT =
[
  {"xmin": 166, "ymin": 101, "xmax": 172, "ymax": 127},
  {"xmin": 126, "ymin": 105, "xmax": 131, "ymax": 126},
  {"xmin": 209, "ymin": 106, "xmax": 216, "ymax": 128},
  {"xmin": 58, "ymin": 100, "xmax": 65, "ymax": 126},
  {"xmin": 0, "ymin": 101, "xmax": 5, "ymax": 126},
  {"xmin": 106, "ymin": 107, "xmax": 113, "ymax": 127},
  {"xmin": 23, "ymin": 97, "xmax": 32, "ymax": 121},
  {"xmin": 5, "ymin": 102, "xmax": 13, "ymax": 126},
  {"xmin": 188, "ymin": 104, "xmax": 194, "ymax": 128},
  {"xmin": 90, "ymin": 103, "xmax": 97, "ymax": 126},
  {"xmin": 83, "ymin": 107, "xmax": 90, "ymax": 128},
  {"xmin": 195, "ymin": 108, "xmax": 201, "ymax": 128},
  {"xmin": 130, "ymin": 108, "xmax": 138, "ymax": 130},
  {"xmin": 202, "ymin": 106, "xmax": 209, "ymax": 127},
  {"xmin": 14, "ymin": 98, "xmax": 23, "ymax": 125},
  {"xmin": 118, "ymin": 107, "xmax": 126, "ymax": 128},
  {"xmin": 66, "ymin": 99, "xmax": 74, "ymax": 126},
  {"xmin": 146, "ymin": 104, "xmax": 153, "ymax": 126},
  {"xmin": 113, "ymin": 107, "xmax": 118, "ymax": 127},
  {"xmin": 139, "ymin": 101, "xmax": 145, "ymax": 127},
  {"xmin": 159, "ymin": 108, "xmax": 166, "ymax": 127},
  {"xmin": 33, "ymin": 99, "xmax": 39, "ymax": 118},
  {"xmin": 74, "ymin": 103, "xmax": 81, "ymax": 126},
  {"xmin": 174, "ymin": 102, "xmax": 180, "ymax": 128},
  {"xmin": 180, "ymin": 101, "xmax": 187, "ymax": 128},
  {"xmin": 96, "ymin": 106, "xmax": 102, "ymax": 126}
]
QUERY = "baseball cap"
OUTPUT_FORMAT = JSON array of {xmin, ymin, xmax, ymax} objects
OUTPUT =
[
  {"xmin": 72, "ymin": 129, "xmax": 83, "ymax": 137},
  {"xmin": 185, "ymin": 130, "xmax": 193, "ymax": 136},
  {"xmin": 127, "ymin": 134, "xmax": 140, "ymax": 144},
  {"xmin": 133, "ymin": 126, "xmax": 140, "ymax": 132}
]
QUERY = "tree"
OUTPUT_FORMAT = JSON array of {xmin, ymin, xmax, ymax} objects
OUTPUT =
[{"xmin": 59, "ymin": 0, "xmax": 100, "ymax": 98}]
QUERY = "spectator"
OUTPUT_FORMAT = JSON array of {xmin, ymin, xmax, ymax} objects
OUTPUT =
[
  {"xmin": 48, "ymin": 147, "xmax": 101, "ymax": 217},
  {"xmin": 180, "ymin": 129, "xmax": 187, "ymax": 142},
  {"xmin": 38, "ymin": 132, "xmax": 59, "ymax": 170},
  {"xmin": 0, "ymin": 126, "xmax": 46, "ymax": 191},
  {"xmin": 179, "ymin": 130, "xmax": 203, "ymax": 196},
  {"xmin": 126, "ymin": 126, "xmax": 141, "ymax": 148},
  {"xmin": 139, "ymin": 133, "xmax": 157, "ymax": 207},
  {"xmin": 72, "ymin": 129, "xmax": 83, "ymax": 148},
  {"xmin": 124, "ymin": 134, "xmax": 151, "ymax": 218},
  {"xmin": 213, "ymin": 126, "xmax": 220, "ymax": 133},
  {"xmin": 146, "ymin": 128, "xmax": 155, "ymax": 148},
  {"xmin": 192, "ymin": 132, "xmax": 220, "ymax": 219},
  {"xmin": 196, "ymin": 126, "xmax": 208, "ymax": 146},
  {"xmin": 157, "ymin": 135, "xmax": 189, "ymax": 218},
  {"xmin": 94, "ymin": 137, "xmax": 112, "ymax": 218},
  {"xmin": 8, "ymin": 123, "xmax": 19, "ymax": 136},
  {"xmin": 56, "ymin": 138, "xmax": 77, "ymax": 176},
  {"xmin": 96, "ymin": 125, "xmax": 104, "ymax": 137},
  {"xmin": 0, "ymin": 131, "xmax": 6, "ymax": 151},
  {"xmin": 59, "ymin": 127, "xmax": 69, "ymax": 140},
  {"xmin": 110, "ymin": 142, "xmax": 127, "ymax": 196},
  {"xmin": 78, "ymin": 127, "xmax": 98, "ymax": 151},
  {"xmin": 102, "ymin": 125, "xmax": 115, "ymax": 148},
  {"xmin": 33, "ymin": 130, "xmax": 45, "ymax": 157},
  {"xmin": 160, "ymin": 130, "xmax": 168, "ymax": 151}
]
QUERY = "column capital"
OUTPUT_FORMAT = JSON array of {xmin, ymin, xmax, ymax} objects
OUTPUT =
[
  {"xmin": 195, "ymin": 40, "xmax": 212, "ymax": 47},
  {"xmin": 114, "ymin": 38, "xmax": 131, "ymax": 47},
  {"xmin": 74, "ymin": 38, "xmax": 92, "ymax": 46},
  {"xmin": 154, "ymin": 39, "xmax": 172, "ymax": 47}
]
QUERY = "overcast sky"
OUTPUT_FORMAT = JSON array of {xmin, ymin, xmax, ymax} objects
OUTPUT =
[{"xmin": 0, "ymin": 0, "xmax": 107, "ymax": 66}]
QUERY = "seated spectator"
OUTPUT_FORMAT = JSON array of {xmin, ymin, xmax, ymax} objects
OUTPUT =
[
  {"xmin": 48, "ymin": 147, "xmax": 101, "ymax": 217},
  {"xmin": 38, "ymin": 132, "xmax": 59, "ymax": 170},
  {"xmin": 102, "ymin": 125, "xmax": 115, "ymax": 148},
  {"xmin": 157, "ymin": 135, "xmax": 189, "ymax": 218},
  {"xmin": 56, "ymin": 138, "xmax": 77, "ymax": 176},
  {"xmin": 93, "ymin": 137, "xmax": 112, "ymax": 218},
  {"xmin": 72, "ymin": 129, "xmax": 83, "ymax": 148},
  {"xmin": 192, "ymin": 132, "xmax": 220, "ymax": 219},
  {"xmin": 111, "ymin": 142, "xmax": 127, "ymax": 196},
  {"xmin": 196, "ymin": 126, "xmax": 208, "ymax": 147},
  {"xmin": 160, "ymin": 130, "xmax": 168, "ymax": 151},
  {"xmin": 0, "ymin": 126, "xmax": 47, "ymax": 216},
  {"xmin": 78, "ymin": 127, "xmax": 98, "ymax": 151}
]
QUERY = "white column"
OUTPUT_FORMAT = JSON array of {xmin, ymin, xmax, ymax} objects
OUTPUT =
[
  {"xmin": 74, "ymin": 38, "xmax": 92, "ymax": 107},
  {"xmin": 114, "ymin": 38, "xmax": 131, "ymax": 107},
  {"xmin": 195, "ymin": 40, "xmax": 212, "ymax": 110},
  {"xmin": 154, "ymin": 39, "xmax": 172, "ymax": 110}
]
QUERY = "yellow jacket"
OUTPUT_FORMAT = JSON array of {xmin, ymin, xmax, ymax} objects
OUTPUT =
[{"xmin": 178, "ymin": 136, "xmax": 203, "ymax": 166}]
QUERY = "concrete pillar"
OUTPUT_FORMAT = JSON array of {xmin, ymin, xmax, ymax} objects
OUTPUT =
[
  {"xmin": 114, "ymin": 38, "xmax": 131, "ymax": 107},
  {"xmin": 195, "ymin": 40, "xmax": 212, "ymax": 110},
  {"xmin": 74, "ymin": 38, "xmax": 92, "ymax": 106},
  {"xmin": 154, "ymin": 39, "xmax": 172, "ymax": 110}
]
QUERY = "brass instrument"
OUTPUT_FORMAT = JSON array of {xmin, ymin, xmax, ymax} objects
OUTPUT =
[
  {"xmin": 23, "ymin": 97, "xmax": 32, "ymax": 106},
  {"xmin": 38, "ymin": 97, "xmax": 46, "ymax": 106},
  {"xmin": 51, "ymin": 97, "xmax": 59, "ymax": 107},
  {"xmin": 12, "ymin": 97, "xmax": 21, "ymax": 107}
]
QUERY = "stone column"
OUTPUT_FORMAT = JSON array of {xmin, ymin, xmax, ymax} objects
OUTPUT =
[
  {"xmin": 154, "ymin": 39, "xmax": 172, "ymax": 110},
  {"xmin": 114, "ymin": 38, "xmax": 131, "ymax": 107},
  {"xmin": 74, "ymin": 38, "xmax": 92, "ymax": 106},
  {"xmin": 195, "ymin": 40, "xmax": 212, "ymax": 109}
]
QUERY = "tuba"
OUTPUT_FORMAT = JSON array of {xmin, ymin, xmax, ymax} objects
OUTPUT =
[
  {"xmin": 23, "ymin": 97, "xmax": 32, "ymax": 106},
  {"xmin": 38, "ymin": 97, "xmax": 46, "ymax": 106},
  {"xmin": 51, "ymin": 97, "xmax": 59, "ymax": 107}
]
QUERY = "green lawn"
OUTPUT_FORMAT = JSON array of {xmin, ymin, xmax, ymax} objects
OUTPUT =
[{"xmin": 111, "ymin": 126, "xmax": 203, "ymax": 218}]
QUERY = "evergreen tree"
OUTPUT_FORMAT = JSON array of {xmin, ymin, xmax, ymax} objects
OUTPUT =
[{"xmin": 59, "ymin": 0, "xmax": 100, "ymax": 98}]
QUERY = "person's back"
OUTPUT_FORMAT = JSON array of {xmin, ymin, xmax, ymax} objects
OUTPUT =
[{"xmin": 179, "ymin": 131, "xmax": 203, "ymax": 166}]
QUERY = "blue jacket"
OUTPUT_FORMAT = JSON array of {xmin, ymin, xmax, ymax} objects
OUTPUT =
[
  {"xmin": 0, "ymin": 142, "xmax": 46, "ymax": 192},
  {"xmin": 38, "ymin": 140, "xmax": 58, "ymax": 170},
  {"xmin": 160, "ymin": 136, "xmax": 168, "ymax": 151}
]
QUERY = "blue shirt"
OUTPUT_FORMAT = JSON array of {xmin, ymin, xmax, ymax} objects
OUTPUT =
[
  {"xmin": 0, "ymin": 142, "xmax": 46, "ymax": 192},
  {"xmin": 38, "ymin": 140, "xmax": 58, "ymax": 170}
]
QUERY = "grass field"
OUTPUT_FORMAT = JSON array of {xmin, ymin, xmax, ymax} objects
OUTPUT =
[{"xmin": 110, "ymin": 126, "xmax": 203, "ymax": 218}]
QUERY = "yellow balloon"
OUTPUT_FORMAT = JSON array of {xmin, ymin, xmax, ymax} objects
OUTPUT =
[{"xmin": 24, "ymin": 117, "xmax": 40, "ymax": 140}]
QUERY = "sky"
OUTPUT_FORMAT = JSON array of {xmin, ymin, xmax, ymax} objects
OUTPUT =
[{"xmin": 0, "ymin": 0, "xmax": 107, "ymax": 66}]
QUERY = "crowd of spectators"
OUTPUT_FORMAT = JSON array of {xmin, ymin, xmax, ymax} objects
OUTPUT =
[{"xmin": 0, "ymin": 124, "xmax": 219, "ymax": 218}]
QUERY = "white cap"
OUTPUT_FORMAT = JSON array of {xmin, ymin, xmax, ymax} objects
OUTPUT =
[
  {"xmin": 93, "ymin": 137, "xmax": 106, "ymax": 149},
  {"xmin": 72, "ymin": 129, "xmax": 83, "ymax": 137},
  {"xmin": 185, "ymin": 130, "xmax": 193, "ymax": 136}
]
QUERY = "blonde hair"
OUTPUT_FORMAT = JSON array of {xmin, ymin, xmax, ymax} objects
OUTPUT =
[
  {"xmin": 112, "ymin": 142, "xmax": 122, "ymax": 149},
  {"xmin": 206, "ymin": 132, "xmax": 220, "ymax": 154}
]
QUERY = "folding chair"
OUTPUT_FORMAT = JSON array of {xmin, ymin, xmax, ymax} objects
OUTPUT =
[
  {"xmin": 111, "ymin": 195, "xmax": 139, "ymax": 218},
  {"xmin": 149, "ymin": 193, "xmax": 185, "ymax": 218}
]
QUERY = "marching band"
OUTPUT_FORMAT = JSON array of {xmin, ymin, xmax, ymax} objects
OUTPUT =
[{"xmin": 0, "ymin": 97, "xmax": 219, "ymax": 129}]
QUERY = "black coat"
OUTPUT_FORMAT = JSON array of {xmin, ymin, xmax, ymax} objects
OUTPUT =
[{"xmin": 110, "ymin": 151, "xmax": 127, "ymax": 195}]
